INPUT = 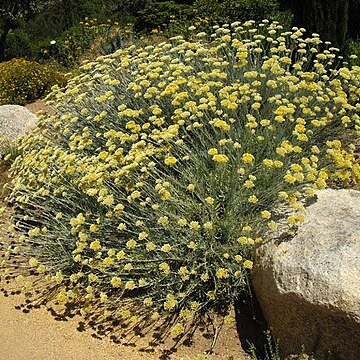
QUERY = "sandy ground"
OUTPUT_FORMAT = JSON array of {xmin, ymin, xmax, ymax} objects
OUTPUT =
[
  {"xmin": 0, "ymin": 282, "xmax": 248, "ymax": 360},
  {"xmin": 0, "ymin": 290, "xmax": 146, "ymax": 360},
  {"xmin": 25, "ymin": 100, "xmax": 54, "ymax": 115}
]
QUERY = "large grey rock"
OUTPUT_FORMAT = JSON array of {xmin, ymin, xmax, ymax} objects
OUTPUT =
[
  {"xmin": 0, "ymin": 105, "xmax": 37, "ymax": 145},
  {"xmin": 253, "ymin": 189, "xmax": 360, "ymax": 360}
]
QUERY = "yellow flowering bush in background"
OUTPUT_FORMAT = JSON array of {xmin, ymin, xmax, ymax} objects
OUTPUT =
[
  {"xmin": 1, "ymin": 20, "xmax": 360, "ymax": 338},
  {"xmin": 0, "ymin": 59, "xmax": 67, "ymax": 106}
]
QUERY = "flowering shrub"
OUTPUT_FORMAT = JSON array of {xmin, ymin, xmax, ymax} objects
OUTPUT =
[
  {"xmin": 41, "ymin": 18, "xmax": 118, "ymax": 67},
  {"xmin": 2, "ymin": 20, "xmax": 360, "ymax": 339},
  {"xmin": 0, "ymin": 59, "xmax": 66, "ymax": 105}
]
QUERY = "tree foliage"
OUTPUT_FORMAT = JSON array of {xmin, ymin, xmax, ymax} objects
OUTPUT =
[
  {"xmin": 0, "ymin": 0, "xmax": 56, "ymax": 24},
  {"xmin": 0, "ymin": 0, "xmax": 59, "ymax": 60}
]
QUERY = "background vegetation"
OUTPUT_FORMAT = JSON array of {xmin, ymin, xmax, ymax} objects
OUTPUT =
[
  {"xmin": 1, "ymin": 0, "xmax": 359, "ymax": 66},
  {"xmin": 0, "ymin": 58, "xmax": 66, "ymax": 105},
  {"xmin": 0, "ymin": 0, "xmax": 360, "ymax": 104},
  {"xmin": 0, "ymin": 2, "xmax": 359, "ymax": 359}
]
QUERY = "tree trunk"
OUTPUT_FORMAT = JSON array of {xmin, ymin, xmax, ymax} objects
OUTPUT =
[{"xmin": 287, "ymin": 0, "xmax": 349, "ymax": 54}]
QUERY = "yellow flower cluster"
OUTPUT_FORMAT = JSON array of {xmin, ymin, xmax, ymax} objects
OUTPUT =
[
  {"xmin": 0, "ymin": 59, "xmax": 66, "ymax": 106},
  {"xmin": 3, "ymin": 20, "xmax": 359, "ymax": 338}
]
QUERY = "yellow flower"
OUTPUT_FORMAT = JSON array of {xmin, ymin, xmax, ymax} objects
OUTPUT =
[
  {"xmin": 278, "ymin": 191, "xmax": 288, "ymax": 199},
  {"xmin": 28, "ymin": 227, "xmax": 40, "ymax": 237},
  {"xmin": 190, "ymin": 301, "xmax": 200, "ymax": 311},
  {"xmin": 138, "ymin": 231, "xmax": 148, "ymax": 240},
  {"xmin": 158, "ymin": 216, "xmax": 169, "ymax": 225},
  {"xmin": 118, "ymin": 223, "xmax": 127, "ymax": 231},
  {"xmin": 28, "ymin": 258, "xmax": 38, "ymax": 267},
  {"xmin": 216, "ymin": 268, "xmax": 229, "ymax": 279},
  {"xmin": 244, "ymin": 180, "xmax": 254, "ymax": 189},
  {"xmin": 164, "ymin": 156, "xmax": 177, "ymax": 166},
  {"xmin": 114, "ymin": 203, "xmax": 125, "ymax": 213},
  {"xmin": 203, "ymin": 221, "xmax": 213, "ymax": 230},
  {"xmin": 208, "ymin": 148, "xmax": 218, "ymax": 156},
  {"xmin": 237, "ymin": 167, "xmax": 246, "ymax": 175},
  {"xmin": 237, "ymin": 236, "xmax": 249, "ymax": 245},
  {"xmin": 212, "ymin": 154, "xmax": 229, "ymax": 163},
  {"xmin": 116, "ymin": 250, "xmax": 126, "ymax": 260},
  {"xmin": 103, "ymin": 257, "xmax": 114, "ymax": 266},
  {"xmin": 126, "ymin": 239, "xmax": 137, "ymax": 249},
  {"xmin": 37, "ymin": 265, "xmax": 47, "ymax": 274},
  {"xmin": 187, "ymin": 183, "xmax": 195, "ymax": 191},
  {"xmin": 189, "ymin": 221, "xmax": 201, "ymax": 230},
  {"xmin": 242, "ymin": 225, "xmax": 252, "ymax": 232},
  {"xmin": 125, "ymin": 280, "xmax": 135, "ymax": 290},
  {"xmin": 242, "ymin": 153, "xmax": 255, "ymax": 164},
  {"xmin": 102, "ymin": 194, "xmax": 114, "ymax": 206},
  {"xmin": 164, "ymin": 293, "xmax": 178, "ymax": 310},
  {"xmin": 88, "ymin": 273, "xmax": 98, "ymax": 283},
  {"xmin": 151, "ymin": 311, "xmax": 160, "ymax": 320},
  {"xmin": 146, "ymin": 242, "xmax": 156, "ymax": 251},
  {"xmin": 178, "ymin": 218, "xmax": 187, "ymax": 226},
  {"xmin": 159, "ymin": 262, "xmax": 170, "ymax": 275},
  {"xmin": 243, "ymin": 260, "xmax": 253, "ymax": 269},
  {"xmin": 187, "ymin": 241, "xmax": 197, "ymax": 250},
  {"xmin": 129, "ymin": 190, "xmax": 141, "ymax": 201},
  {"xmin": 213, "ymin": 119, "xmax": 231, "ymax": 131},
  {"xmin": 261, "ymin": 210, "xmax": 271, "ymax": 219},
  {"xmin": 248, "ymin": 195, "xmax": 258, "ymax": 204},
  {"xmin": 205, "ymin": 196, "xmax": 214, "ymax": 205},
  {"xmin": 268, "ymin": 221, "xmax": 278, "ymax": 230},
  {"xmin": 178, "ymin": 266, "xmax": 190, "ymax": 280},
  {"xmin": 89, "ymin": 224, "xmax": 99, "ymax": 232},
  {"xmin": 159, "ymin": 189, "xmax": 171, "ymax": 200},
  {"xmin": 56, "ymin": 212, "xmax": 63, "ymax": 220},
  {"xmin": 284, "ymin": 174, "xmax": 296, "ymax": 184},
  {"xmin": 111, "ymin": 277, "xmax": 122, "ymax": 287},
  {"xmin": 262, "ymin": 159, "xmax": 273, "ymax": 167},
  {"xmin": 143, "ymin": 297, "xmax": 153, "ymax": 306},
  {"xmin": 90, "ymin": 240, "xmax": 101, "ymax": 250},
  {"xmin": 121, "ymin": 262, "xmax": 132, "ymax": 271},
  {"xmin": 161, "ymin": 243, "xmax": 172, "ymax": 252}
]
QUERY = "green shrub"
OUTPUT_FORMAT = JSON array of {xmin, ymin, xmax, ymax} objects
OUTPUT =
[
  {"xmin": 97, "ymin": 24, "xmax": 136, "ymax": 56},
  {"xmin": 134, "ymin": 1, "xmax": 195, "ymax": 35},
  {"xmin": 193, "ymin": 0, "xmax": 291, "ymax": 27},
  {"xmin": 0, "ymin": 59, "xmax": 66, "ymax": 105},
  {"xmin": 0, "ymin": 138, "xmax": 21, "ymax": 165},
  {"xmin": 4, "ymin": 29, "xmax": 34, "ymax": 60},
  {"xmin": 249, "ymin": 332, "xmax": 281, "ymax": 360},
  {"xmin": 3, "ymin": 1, "xmax": 135, "ymax": 62},
  {"xmin": 40, "ymin": 18, "xmax": 117, "ymax": 67},
  {"xmin": 348, "ymin": 40, "xmax": 360, "ymax": 67},
  {"xmin": 24, "ymin": 0, "xmax": 121, "ymax": 40},
  {"xmin": 3, "ymin": 21, "xmax": 360, "ymax": 339}
]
